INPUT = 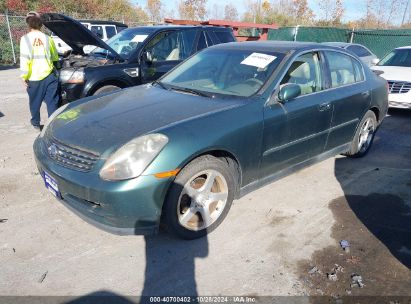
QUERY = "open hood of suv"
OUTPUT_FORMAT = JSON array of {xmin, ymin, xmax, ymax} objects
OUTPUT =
[{"xmin": 41, "ymin": 13, "xmax": 122, "ymax": 58}]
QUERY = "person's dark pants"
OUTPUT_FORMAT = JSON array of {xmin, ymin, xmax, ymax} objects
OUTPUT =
[{"xmin": 27, "ymin": 73, "xmax": 60, "ymax": 127}]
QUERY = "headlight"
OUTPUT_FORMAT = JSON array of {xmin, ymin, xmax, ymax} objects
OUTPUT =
[
  {"xmin": 39, "ymin": 103, "xmax": 69, "ymax": 138},
  {"xmin": 59, "ymin": 69, "xmax": 85, "ymax": 84},
  {"xmin": 99, "ymin": 134, "xmax": 169, "ymax": 181}
]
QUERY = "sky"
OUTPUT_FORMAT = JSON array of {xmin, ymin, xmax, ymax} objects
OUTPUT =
[{"xmin": 134, "ymin": 0, "xmax": 407, "ymax": 24}]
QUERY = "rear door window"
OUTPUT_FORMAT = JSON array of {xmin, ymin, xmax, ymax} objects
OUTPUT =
[
  {"xmin": 347, "ymin": 45, "xmax": 372, "ymax": 57},
  {"xmin": 144, "ymin": 29, "xmax": 197, "ymax": 61},
  {"xmin": 105, "ymin": 26, "xmax": 117, "ymax": 39},
  {"xmin": 324, "ymin": 51, "xmax": 361, "ymax": 87},
  {"xmin": 213, "ymin": 31, "xmax": 235, "ymax": 43},
  {"xmin": 197, "ymin": 31, "xmax": 213, "ymax": 51}
]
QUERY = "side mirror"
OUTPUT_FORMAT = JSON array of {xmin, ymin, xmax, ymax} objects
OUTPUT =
[
  {"xmin": 143, "ymin": 51, "xmax": 153, "ymax": 64},
  {"xmin": 371, "ymin": 58, "xmax": 379, "ymax": 65},
  {"xmin": 278, "ymin": 83, "xmax": 301, "ymax": 103}
]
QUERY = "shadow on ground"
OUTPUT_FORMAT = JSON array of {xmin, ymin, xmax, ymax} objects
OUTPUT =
[
  {"xmin": 0, "ymin": 65, "xmax": 17, "ymax": 71},
  {"xmin": 298, "ymin": 109, "xmax": 411, "ymax": 297},
  {"xmin": 141, "ymin": 233, "xmax": 208, "ymax": 301}
]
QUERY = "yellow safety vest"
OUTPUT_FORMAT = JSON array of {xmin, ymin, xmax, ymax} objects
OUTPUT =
[{"xmin": 20, "ymin": 31, "xmax": 58, "ymax": 81}]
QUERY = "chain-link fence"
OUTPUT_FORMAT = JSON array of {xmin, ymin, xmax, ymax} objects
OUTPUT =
[
  {"xmin": 268, "ymin": 26, "xmax": 411, "ymax": 58},
  {"xmin": 0, "ymin": 13, "xmax": 26, "ymax": 65}
]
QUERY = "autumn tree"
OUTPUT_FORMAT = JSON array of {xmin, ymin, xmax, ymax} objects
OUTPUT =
[
  {"xmin": 4, "ymin": 0, "xmax": 28, "ymax": 13},
  {"xmin": 317, "ymin": 0, "xmax": 344, "ymax": 26},
  {"xmin": 178, "ymin": 0, "xmax": 207, "ymax": 20},
  {"xmin": 146, "ymin": 0, "xmax": 162, "ymax": 23},
  {"xmin": 224, "ymin": 3, "xmax": 238, "ymax": 21},
  {"xmin": 242, "ymin": 0, "xmax": 261, "ymax": 23},
  {"xmin": 292, "ymin": 0, "xmax": 315, "ymax": 25}
]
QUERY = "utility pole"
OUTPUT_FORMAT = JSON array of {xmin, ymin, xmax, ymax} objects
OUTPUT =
[{"xmin": 401, "ymin": 0, "xmax": 410, "ymax": 26}]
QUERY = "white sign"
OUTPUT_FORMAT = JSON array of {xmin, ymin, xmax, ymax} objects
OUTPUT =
[
  {"xmin": 131, "ymin": 35, "xmax": 148, "ymax": 43},
  {"xmin": 241, "ymin": 53, "xmax": 277, "ymax": 69}
]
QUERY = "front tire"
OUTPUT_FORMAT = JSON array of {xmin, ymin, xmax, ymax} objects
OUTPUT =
[
  {"xmin": 345, "ymin": 110, "xmax": 377, "ymax": 158},
  {"xmin": 93, "ymin": 85, "xmax": 120, "ymax": 96},
  {"xmin": 163, "ymin": 155, "xmax": 236, "ymax": 239}
]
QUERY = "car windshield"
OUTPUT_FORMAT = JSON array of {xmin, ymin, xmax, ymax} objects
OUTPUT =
[
  {"xmin": 160, "ymin": 49, "xmax": 284, "ymax": 98},
  {"xmin": 91, "ymin": 28, "xmax": 152, "ymax": 59},
  {"xmin": 378, "ymin": 49, "xmax": 411, "ymax": 67}
]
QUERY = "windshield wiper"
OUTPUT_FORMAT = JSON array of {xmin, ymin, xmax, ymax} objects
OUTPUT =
[{"xmin": 169, "ymin": 86, "xmax": 214, "ymax": 98}]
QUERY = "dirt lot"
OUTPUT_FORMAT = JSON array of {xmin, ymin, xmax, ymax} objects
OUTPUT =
[{"xmin": 0, "ymin": 68, "xmax": 410, "ymax": 301}]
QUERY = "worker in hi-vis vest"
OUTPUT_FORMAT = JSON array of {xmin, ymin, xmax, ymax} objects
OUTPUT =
[{"xmin": 20, "ymin": 11, "xmax": 60, "ymax": 130}]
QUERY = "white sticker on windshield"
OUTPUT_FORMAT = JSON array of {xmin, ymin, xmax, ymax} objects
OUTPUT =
[
  {"xmin": 241, "ymin": 53, "xmax": 277, "ymax": 69},
  {"xmin": 131, "ymin": 35, "xmax": 148, "ymax": 43}
]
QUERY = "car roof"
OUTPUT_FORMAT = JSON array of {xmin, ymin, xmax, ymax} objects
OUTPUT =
[
  {"xmin": 396, "ymin": 46, "xmax": 411, "ymax": 50},
  {"xmin": 322, "ymin": 42, "xmax": 370, "ymax": 48},
  {"xmin": 210, "ymin": 41, "xmax": 336, "ymax": 53},
  {"xmin": 128, "ymin": 24, "xmax": 232, "ymax": 31}
]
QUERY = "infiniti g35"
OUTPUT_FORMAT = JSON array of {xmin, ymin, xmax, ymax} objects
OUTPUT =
[{"xmin": 34, "ymin": 42, "xmax": 388, "ymax": 239}]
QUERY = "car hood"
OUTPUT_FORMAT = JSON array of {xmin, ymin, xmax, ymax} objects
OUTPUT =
[
  {"xmin": 49, "ymin": 85, "xmax": 244, "ymax": 155},
  {"xmin": 370, "ymin": 66, "xmax": 411, "ymax": 82},
  {"xmin": 41, "ymin": 13, "xmax": 121, "ymax": 58}
]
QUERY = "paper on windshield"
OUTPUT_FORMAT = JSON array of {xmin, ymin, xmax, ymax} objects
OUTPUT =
[
  {"xmin": 131, "ymin": 35, "xmax": 148, "ymax": 43},
  {"xmin": 241, "ymin": 53, "xmax": 277, "ymax": 69}
]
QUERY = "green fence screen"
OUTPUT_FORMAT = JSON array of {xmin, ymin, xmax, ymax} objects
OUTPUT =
[{"xmin": 268, "ymin": 26, "xmax": 411, "ymax": 58}]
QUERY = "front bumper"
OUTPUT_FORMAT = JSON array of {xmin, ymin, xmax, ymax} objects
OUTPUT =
[
  {"xmin": 33, "ymin": 137, "xmax": 172, "ymax": 235},
  {"xmin": 388, "ymin": 92, "xmax": 411, "ymax": 109}
]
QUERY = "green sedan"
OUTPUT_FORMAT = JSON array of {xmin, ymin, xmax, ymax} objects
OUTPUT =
[{"xmin": 33, "ymin": 41, "xmax": 388, "ymax": 239}]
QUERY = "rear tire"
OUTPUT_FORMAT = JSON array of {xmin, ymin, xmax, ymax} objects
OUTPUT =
[
  {"xmin": 345, "ymin": 110, "xmax": 377, "ymax": 158},
  {"xmin": 93, "ymin": 85, "xmax": 120, "ymax": 96},
  {"xmin": 163, "ymin": 155, "xmax": 236, "ymax": 239}
]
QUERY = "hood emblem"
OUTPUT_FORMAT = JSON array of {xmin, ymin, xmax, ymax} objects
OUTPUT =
[{"xmin": 48, "ymin": 144, "xmax": 59, "ymax": 158}]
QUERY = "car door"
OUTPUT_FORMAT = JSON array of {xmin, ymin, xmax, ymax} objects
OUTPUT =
[
  {"xmin": 140, "ymin": 29, "xmax": 198, "ymax": 83},
  {"xmin": 322, "ymin": 50, "xmax": 371, "ymax": 150},
  {"xmin": 260, "ymin": 51, "xmax": 333, "ymax": 178}
]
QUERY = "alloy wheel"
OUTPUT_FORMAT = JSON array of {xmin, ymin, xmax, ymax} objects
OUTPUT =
[
  {"xmin": 177, "ymin": 169, "xmax": 228, "ymax": 231},
  {"xmin": 357, "ymin": 117, "xmax": 375, "ymax": 153}
]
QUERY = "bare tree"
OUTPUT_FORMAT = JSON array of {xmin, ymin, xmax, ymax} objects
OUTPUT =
[
  {"xmin": 146, "ymin": 0, "xmax": 163, "ymax": 23},
  {"xmin": 317, "ymin": 0, "xmax": 344, "ymax": 25},
  {"xmin": 178, "ymin": 0, "xmax": 207, "ymax": 20},
  {"xmin": 224, "ymin": 3, "xmax": 239, "ymax": 21},
  {"xmin": 359, "ymin": 0, "xmax": 407, "ymax": 28},
  {"xmin": 210, "ymin": 3, "xmax": 222, "ymax": 19}
]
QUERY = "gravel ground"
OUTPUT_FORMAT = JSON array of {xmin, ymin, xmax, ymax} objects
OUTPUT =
[{"xmin": 0, "ymin": 68, "xmax": 410, "ymax": 301}]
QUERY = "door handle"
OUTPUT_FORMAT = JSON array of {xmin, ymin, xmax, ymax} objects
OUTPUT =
[
  {"xmin": 319, "ymin": 103, "xmax": 331, "ymax": 111},
  {"xmin": 361, "ymin": 91, "xmax": 370, "ymax": 98}
]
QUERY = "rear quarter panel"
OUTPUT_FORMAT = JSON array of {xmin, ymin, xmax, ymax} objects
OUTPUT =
[{"xmin": 367, "ymin": 69, "xmax": 389, "ymax": 122}]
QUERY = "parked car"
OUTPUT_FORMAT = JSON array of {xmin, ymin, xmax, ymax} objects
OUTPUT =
[
  {"xmin": 322, "ymin": 42, "xmax": 379, "ymax": 67},
  {"xmin": 371, "ymin": 46, "xmax": 411, "ymax": 109},
  {"xmin": 33, "ymin": 41, "xmax": 388, "ymax": 239},
  {"xmin": 41, "ymin": 13, "xmax": 236, "ymax": 103},
  {"xmin": 51, "ymin": 19, "xmax": 128, "ymax": 55}
]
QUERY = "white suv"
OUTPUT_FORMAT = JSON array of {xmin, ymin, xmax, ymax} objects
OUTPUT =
[
  {"xmin": 52, "ymin": 20, "xmax": 127, "ymax": 55},
  {"xmin": 372, "ymin": 46, "xmax": 411, "ymax": 109}
]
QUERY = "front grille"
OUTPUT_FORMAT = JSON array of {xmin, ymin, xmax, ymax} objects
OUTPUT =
[
  {"xmin": 45, "ymin": 138, "xmax": 99, "ymax": 172},
  {"xmin": 388, "ymin": 80, "xmax": 411, "ymax": 94}
]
